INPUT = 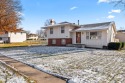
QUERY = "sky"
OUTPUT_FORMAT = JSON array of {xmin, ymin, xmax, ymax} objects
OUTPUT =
[{"xmin": 20, "ymin": 0, "xmax": 125, "ymax": 33}]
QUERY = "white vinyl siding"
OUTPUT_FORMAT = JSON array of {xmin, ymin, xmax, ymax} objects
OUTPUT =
[
  {"xmin": 86, "ymin": 32, "xmax": 89, "ymax": 39},
  {"xmin": 47, "ymin": 25, "xmax": 74, "ymax": 38},
  {"xmin": 72, "ymin": 30, "xmax": 107, "ymax": 48}
]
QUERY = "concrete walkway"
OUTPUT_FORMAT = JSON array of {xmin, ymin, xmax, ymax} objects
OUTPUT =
[{"xmin": 0, "ymin": 56, "xmax": 66, "ymax": 83}]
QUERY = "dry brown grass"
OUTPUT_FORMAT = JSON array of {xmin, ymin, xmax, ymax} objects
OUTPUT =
[{"xmin": 0, "ymin": 40, "xmax": 47, "ymax": 48}]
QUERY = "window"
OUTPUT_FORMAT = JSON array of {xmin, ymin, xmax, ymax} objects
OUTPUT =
[
  {"xmin": 52, "ymin": 39, "xmax": 56, "ymax": 44},
  {"xmin": 98, "ymin": 32, "xmax": 102, "ymax": 39},
  {"xmin": 61, "ymin": 39, "xmax": 66, "ymax": 45},
  {"xmin": 86, "ymin": 32, "xmax": 89, "ymax": 39},
  {"xmin": 86, "ymin": 32, "xmax": 102, "ymax": 40},
  {"xmin": 50, "ymin": 28, "xmax": 53, "ymax": 34},
  {"xmin": 90, "ymin": 32, "xmax": 98, "ymax": 39},
  {"xmin": 0, "ymin": 37, "xmax": 2, "ymax": 40},
  {"xmin": 61, "ymin": 26, "xmax": 65, "ymax": 33}
]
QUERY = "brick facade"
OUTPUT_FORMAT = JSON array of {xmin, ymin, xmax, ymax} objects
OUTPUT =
[{"xmin": 48, "ymin": 38, "xmax": 72, "ymax": 46}]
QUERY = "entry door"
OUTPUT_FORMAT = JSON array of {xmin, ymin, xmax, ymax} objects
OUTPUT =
[{"xmin": 76, "ymin": 32, "xmax": 81, "ymax": 43}]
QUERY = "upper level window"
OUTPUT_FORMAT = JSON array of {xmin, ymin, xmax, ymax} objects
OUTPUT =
[
  {"xmin": 50, "ymin": 28, "xmax": 53, "ymax": 34},
  {"xmin": 0, "ymin": 37, "xmax": 2, "ymax": 40},
  {"xmin": 61, "ymin": 26, "xmax": 65, "ymax": 33}
]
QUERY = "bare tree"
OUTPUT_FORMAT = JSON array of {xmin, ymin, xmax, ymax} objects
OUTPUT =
[
  {"xmin": 111, "ymin": 0, "xmax": 125, "ymax": 10},
  {"xmin": 0, "ymin": 0, "xmax": 22, "ymax": 32},
  {"xmin": 36, "ymin": 29, "xmax": 46, "ymax": 38}
]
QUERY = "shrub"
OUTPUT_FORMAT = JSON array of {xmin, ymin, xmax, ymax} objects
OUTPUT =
[
  {"xmin": 121, "ymin": 42, "xmax": 125, "ymax": 49},
  {"xmin": 108, "ymin": 42, "xmax": 122, "ymax": 50}
]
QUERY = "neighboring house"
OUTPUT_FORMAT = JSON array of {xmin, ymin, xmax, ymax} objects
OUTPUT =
[
  {"xmin": 0, "ymin": 31, "xmax": 26, "ymax": 43},
  {"xmin": 43, "ymin": 20, "xmax": 117, "ymax": 48},
  {"xmin": 27, "ymin": 34, "xmax": 38, "ymax": 40},
  {"xmin": 116, "ymin": 30, "xmax": 125, "ymax": 42}
]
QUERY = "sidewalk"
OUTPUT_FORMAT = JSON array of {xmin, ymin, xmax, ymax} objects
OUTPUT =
[{"xmin": 0, "ymin": 56, "xmax": 66, "ymax": 83}]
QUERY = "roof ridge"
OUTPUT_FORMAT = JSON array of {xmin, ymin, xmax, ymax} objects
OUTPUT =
[{"xmin": 80, "ymin": 21, "xmax": 113, "ymax": 26}]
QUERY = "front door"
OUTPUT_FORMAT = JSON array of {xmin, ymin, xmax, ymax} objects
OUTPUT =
[{"xmin": 76, "ymin": 32, "xmax": 81, "ymax": 43}]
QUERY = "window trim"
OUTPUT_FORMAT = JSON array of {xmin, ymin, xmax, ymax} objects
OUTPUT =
[
  {"xmin": 52, "ymin": 39, "xmax": 56, "ymax": 45},
  {"xmin": 61, "ymin": 26, "xmax": 65, "ymax": 33},
  {"xmin": 50, "ymin": 28, "xmax": 53, "ymax": 34},
  {"xmin": 61, "ymin": 39, "xmax": 66, "ymax": 45},
  {"xmin": 86, "ymin": 31, "xmax": 102, "ymax": 40}
]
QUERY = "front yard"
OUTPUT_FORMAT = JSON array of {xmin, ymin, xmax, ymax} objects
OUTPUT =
[
  {"xmin": 0, "ymin": 46, "xmax": 125, "ymax": 83},
  {"xmin": 0, "ymin": 40, "xmax": 47, "ymax": 48},
  {"xmin": 0, "ymin": 62, "xmax": 27, "ymax": 83}
]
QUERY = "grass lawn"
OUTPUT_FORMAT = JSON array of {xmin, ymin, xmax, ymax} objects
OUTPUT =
[{"xmin": 0, "ymin": 40, "xmax": 47, "ymax": 48}]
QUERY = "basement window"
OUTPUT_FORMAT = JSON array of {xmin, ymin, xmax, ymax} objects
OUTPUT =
[
  {"xmin": 61, "ymin": 39, "xmax": 66, "ymax": 45},
  {"xmin": 52, "ymin": 39, "xmax": 56, "ymax": 44}
]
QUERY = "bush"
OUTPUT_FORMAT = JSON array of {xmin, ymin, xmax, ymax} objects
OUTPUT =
[
  {"xmin": 108, "ymin": 42, "xmax": 122, "ymax": 50},
  {"xmin": 121, "ymin": 42, "xmax": 125, "ymax": 49}
]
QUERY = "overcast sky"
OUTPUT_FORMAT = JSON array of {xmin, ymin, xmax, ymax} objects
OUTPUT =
[{"xmin": 20, "ymin": 0, "xmax": 125, "ymax": 33}]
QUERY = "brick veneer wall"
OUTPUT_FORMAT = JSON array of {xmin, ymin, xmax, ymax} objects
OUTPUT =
[{"xmin": 48, "ymin": 38, "xmax": 72, "ymax": 46}]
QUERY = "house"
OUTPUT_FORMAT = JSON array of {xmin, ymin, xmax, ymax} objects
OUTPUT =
[
  {"xmin": 43, "ymin": 20, "xmax": 117, "ymax": 48},
  {"xmin": 0, "ymin": 30, "xmax": 26, "ymax": 43},
  {"xmin": 27, "ymin": 34, "xmax": 38, "ymax": 40},
  {"xmin": 116, "ymin": 30, "xmax": 125, "ymax": 42}
]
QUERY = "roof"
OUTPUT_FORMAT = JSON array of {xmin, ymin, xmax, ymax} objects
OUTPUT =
[
  {"xmin": 58, "ymin": 21, "xmax": 72, "ymax": 24},
  {"xmin": 72, "ymin": 21, "xmax": 115, "ymax": 32},
  {"xmin": 0, "ymin": 28, "xmax": 26, "ymax": 35},
  {"xmin": 42, "ymin": 21, "xmax": 79, "ymax": 29}
]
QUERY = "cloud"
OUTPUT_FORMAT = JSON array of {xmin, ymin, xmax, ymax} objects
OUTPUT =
[
  {"xmin": 98, "ymin": 0, "xmax": 110, "ymax": 3},
  {"xmin": 108, "ymin": 9, "xmax": 121, "ymax": 14},
  {"xmin": 107, "ymin": 15, "xmax": 115, "ymax": 19},
  {"xmin": 70, "ymin": 6, "xmax": 78, "ymax": 10}
]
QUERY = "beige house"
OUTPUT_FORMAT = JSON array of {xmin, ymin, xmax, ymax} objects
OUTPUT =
[
  {"xmin": 0, "ymin": 31, "xmax": 26, "ymax": 43},
  {"xmin": 43, "ymin": 21, "xmax": 117, "ymax": 48},
  {"xmin": 116, "ymin": 30, "xmax": 125, "ymax": 42},
  {"xmin": 27, "ymin": 34, "xmax": 38, "ymax": 40}
]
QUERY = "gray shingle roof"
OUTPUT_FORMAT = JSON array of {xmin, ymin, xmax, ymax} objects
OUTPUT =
[
  {"xmin": 58, "ymin": 21, "xmax": 72, "ymax": 24},
  {"xmin": 80, "ymin": 22, "xmax": 113, "ymax": 28},
  {"xmin": 72, "ymin": 21, "xmax": 114, "ymax": 31}
]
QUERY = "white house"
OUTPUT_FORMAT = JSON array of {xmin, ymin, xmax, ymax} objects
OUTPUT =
[
  {"xmin": 0, "ymin": 31, "xmax": 26, "ymax": 43},
  {"xmin": 43, "ymin": 20, "xmax": 117, "ymax": 48},
  {"xmin": 27, "ymin": 34, "xmax": 38, "ymax": 40}
]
